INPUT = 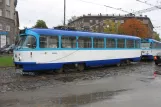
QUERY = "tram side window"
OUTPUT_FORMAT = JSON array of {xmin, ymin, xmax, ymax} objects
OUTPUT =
[
  {"xmin": 78, "ymin": 37, "xmax": 91, "ymax": 48},
  {"xmin": 153, "ymin": 43, "xmax": 156, "ymax": 48},
  {"xmin": 157, "ymin": 43, "xmax": 161, "ymax": 48},
  {"xmin": 159, "ymin": 43, "xmax": 161, "ymax": 48},
  {"xmin": 48, "ymin": 36, "xmax": 59, "ymax": 48},
  {"xmin": 126, "ymin": 40, "xmax": 134, "ymax": 48},
  {"xmin": 61, "ymin": 36, "xmax": 76, "ymax": 48},
  {"xmin": 135, "ymin": 40, "xmax": 140, "ymax": 48},
  {"xmin": 153, "ymin": 42, "xmax": 158, "ymax": 48},
  {"xmin": 40, "ymin": 36, "xmax": 58, "ymax": 48},
  {"xmin": 153, "ymin": 42, "xmax": 161, "ymax": 48},
  {"xmin": 156, "ymin": 43, "xmax": 158, "ymax": 48},
  {"xmin": 106, "ymin": 38, "xmax": 115, "ymax": 48},
  {"xmin": 93, "ymin": 38, "xmax": 104, "ymax": 48},
  {"xmin": 117, "ymin": 39, "xmax": 125, "ymax": 48}
]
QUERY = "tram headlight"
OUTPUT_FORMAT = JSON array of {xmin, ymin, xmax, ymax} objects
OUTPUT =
[
  {"xmin": 15, "ymin": 54, "xmax": 17, "ymax": 58},
  {"xmin": 18, "ymin": 56, "xmax": 22, "ymax": 61}
]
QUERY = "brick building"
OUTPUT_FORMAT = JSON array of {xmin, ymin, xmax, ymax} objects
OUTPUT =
[{"xmin": 68, "ymin": 14, "xmax": 154, "ymax": 38}]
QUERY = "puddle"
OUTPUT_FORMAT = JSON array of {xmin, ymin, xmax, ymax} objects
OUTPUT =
[{"xmin": 51, "ymin": 89, "xmax": 130, "ymax": 107}]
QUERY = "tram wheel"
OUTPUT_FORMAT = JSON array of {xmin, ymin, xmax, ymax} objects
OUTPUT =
[
  {"xmin": 116, "ymin": 60, "xmax": 125, "ymax": 67},
  {"xmin": 155, "ymin": 62, "xmax": 159, "ymax": 66},
  {"xmin": 116, "ymin": 63, "xmax": 121, "ymax": 67},
  {"xmin": 126, "ymin": 60, "xmax": 131, "ymax": 65},
  {"xmin": 55, "ymin": 68, "xmax": 64, "ymax": 73},
  {"xmin": 77, "ymin": 64, "xmax": 85, "ymax": 71}
]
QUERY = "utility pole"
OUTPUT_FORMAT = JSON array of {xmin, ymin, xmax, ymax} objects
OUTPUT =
[{"xmin": 64, "ymin": 0, "xmax": 66, "ymax": 26}]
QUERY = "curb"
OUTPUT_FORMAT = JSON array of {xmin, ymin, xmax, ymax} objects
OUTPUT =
[{"xmin": 0, "ymin": 66, "xmax": 15, "ymax": 69}]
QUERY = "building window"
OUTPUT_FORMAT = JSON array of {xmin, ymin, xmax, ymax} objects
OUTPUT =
[
  {"xmin": 0, "ymin": 23, "xmax": 2, "ymax": 30},
  {"xmin": 106, "ymin": 38, "xmax": 116, "ymax": 48},
  {"xmin": 93, "ymin": 38, "xmax": 104, "ymax": 48},
  {"xmin": 6, "ymin": 10, "xmax": 10, "ymax": 18},
  {"xmin": 121, "ymin": 20, "xmax": 124, "ymax": 24},
  {"xmin": 127, "ymin": 40, "xmax": 134, "ymax": 48},
  {"xmin": 6, "ymin": 25, "xmax": 10, "ymax": 31},
  {"xmin": 82, "ymin": 20, "xmax": 84, "ymax": 23},
  {"xmin": 6, "ymin": 0, "xmax": 10, "ymax": 6},
  {"xmin": 115, "ymin": 20, "xmax": 118, "ymax": 23},
  {"xmin": 78, "ymin": 37, "xmax": 91, "ymax": 48},
  {"xmin": 96, "ymin": 26, "xmax": 99, "ymax": 29},
  {"xmin": 40, "ymin": 36, "xmax": 58, "ymax": 48},
  {"xmin": 0, "ymin": 9, "xmax": 2, "ymax": 16},
  {"xmin": 96, "ymin": 20, "xmax": 99, "ymax": 24},
  {"xmin": 90, "ymin": 20, "xmax": 93, "ymax": 23},
  {"xmin": 117, "ymin": 39, "xmax": 125, "ymax": 48},
  {"xmin": 61, "ymin": 36, "xmax": 76, "ymax": 48}
]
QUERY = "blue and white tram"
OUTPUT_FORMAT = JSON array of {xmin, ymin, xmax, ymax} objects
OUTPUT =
[
  {"xmin": 141, "ymin": 38, "xmax": 161, "ymax": 60},
  {"xmin": 14, "ymin": 28, "xmax": 141, "ymax": 72}
]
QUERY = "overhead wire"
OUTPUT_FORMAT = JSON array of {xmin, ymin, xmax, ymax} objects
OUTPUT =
[
  {"xmin": 74, "ymin": 0, "xmax": 160, "ymax": 35},
  {"xmin": 76, "ymin": 0, "xmax": 161, "ymax": 15},
  {"xmin": 76, "ymin": 0, "xmax": 130, "ymax": 13},
  {"xmin": 136, "ymin": 0, "xmax": 161, "ymax": 9}
]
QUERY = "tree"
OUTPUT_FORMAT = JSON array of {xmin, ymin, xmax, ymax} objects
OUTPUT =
[
  {"xmin": 118, "ymin": 18, "xmax": 149, "ymax": 38},
  {"xmin": 91, "ymin": 19, "xmax": 121, "ymax": 34},
  {"xmin": 33, "ymin": 20, "xmax": 48, "ymax": 28},
  {"xmin": 153, "ymin": 31, "xmax": 160, "ymax": 41},
  {"xmin": 103, "ymin": 19, "xmax": 121, "ymax": 34},
  {"xmin": 68, "ymin": 16, "xmax": 78, "ymax": 23}
]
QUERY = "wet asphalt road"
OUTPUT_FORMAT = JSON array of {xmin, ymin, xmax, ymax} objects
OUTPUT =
[{"xmin": 0, "ymin": 61, "xmax": 161, "ymax": 107}]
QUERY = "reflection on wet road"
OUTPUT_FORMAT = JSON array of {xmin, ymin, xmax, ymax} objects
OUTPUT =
[{"xmin": 1, "ymin": 62, "xmax": 161, "ymax": 107}]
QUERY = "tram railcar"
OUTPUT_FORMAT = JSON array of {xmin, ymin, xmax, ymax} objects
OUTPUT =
[
  {"xmin": 14, "ymin": 28, "xmax": 141, "ymax": 72},
  {"xmin": 141, "ymin": 38, "xmax": 161, "ymax": 60}
]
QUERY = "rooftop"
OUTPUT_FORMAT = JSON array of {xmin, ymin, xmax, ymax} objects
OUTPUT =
[{"xmin": 68, "ymin": 14, "xmax": 154, "ymax": 28}]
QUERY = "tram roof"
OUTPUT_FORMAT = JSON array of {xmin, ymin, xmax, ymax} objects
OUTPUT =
[
  {"xmin": 142, "ymin": 38, "xmax": 161, "ymax": 43},
  {"xmin": 26, "ymin": 28, "xmax": 141, "ymax": 40}
]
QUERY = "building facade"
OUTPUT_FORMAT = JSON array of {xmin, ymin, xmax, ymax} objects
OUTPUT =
[
  {"xmin": 68, "ymin": 14, "xmax": 154, "ymax": 38},
  {"xmin": 0, "ymin": 0, "xmax": 19, "ymax": 47}
]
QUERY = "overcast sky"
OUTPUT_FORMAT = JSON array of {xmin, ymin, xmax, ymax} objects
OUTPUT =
[{"xmin": 16, "ymin": 0, "xmax": 161, "ymax": 35}]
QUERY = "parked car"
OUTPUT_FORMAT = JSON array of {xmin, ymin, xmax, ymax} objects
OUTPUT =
[
  {"xmin": 154, "ymin": 52, "xmax": 161, "ymax": 65},
  {"xmin": 0, "ymin": 45, "xmax": 10, "ymax": 54},
  {"xmin": 1, "ymin": 44, "xmax": 15, "ymax": 54}
]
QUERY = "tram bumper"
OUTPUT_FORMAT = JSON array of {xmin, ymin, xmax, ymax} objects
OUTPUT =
[
  {"xmin": 14, "ymin": 61, "xmax": 63, "ymax": 72},
  {"xmin": 141, "ymin": 55, "xmax": 153, "ymax": 60}
]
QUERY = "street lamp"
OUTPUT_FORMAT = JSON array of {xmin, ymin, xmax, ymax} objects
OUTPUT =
[{"xmin": 64, "ymin": 0, "xmax": 66, "ymax": 26}]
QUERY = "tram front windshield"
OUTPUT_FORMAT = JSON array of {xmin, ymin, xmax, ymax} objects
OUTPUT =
[
  {"xmin": 141, "ymin": 42, "xmax": 151, "ymax": 49},
  {"xmin": 16, "ymin": 35, "xmax": 36, "ymax": 49}
]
